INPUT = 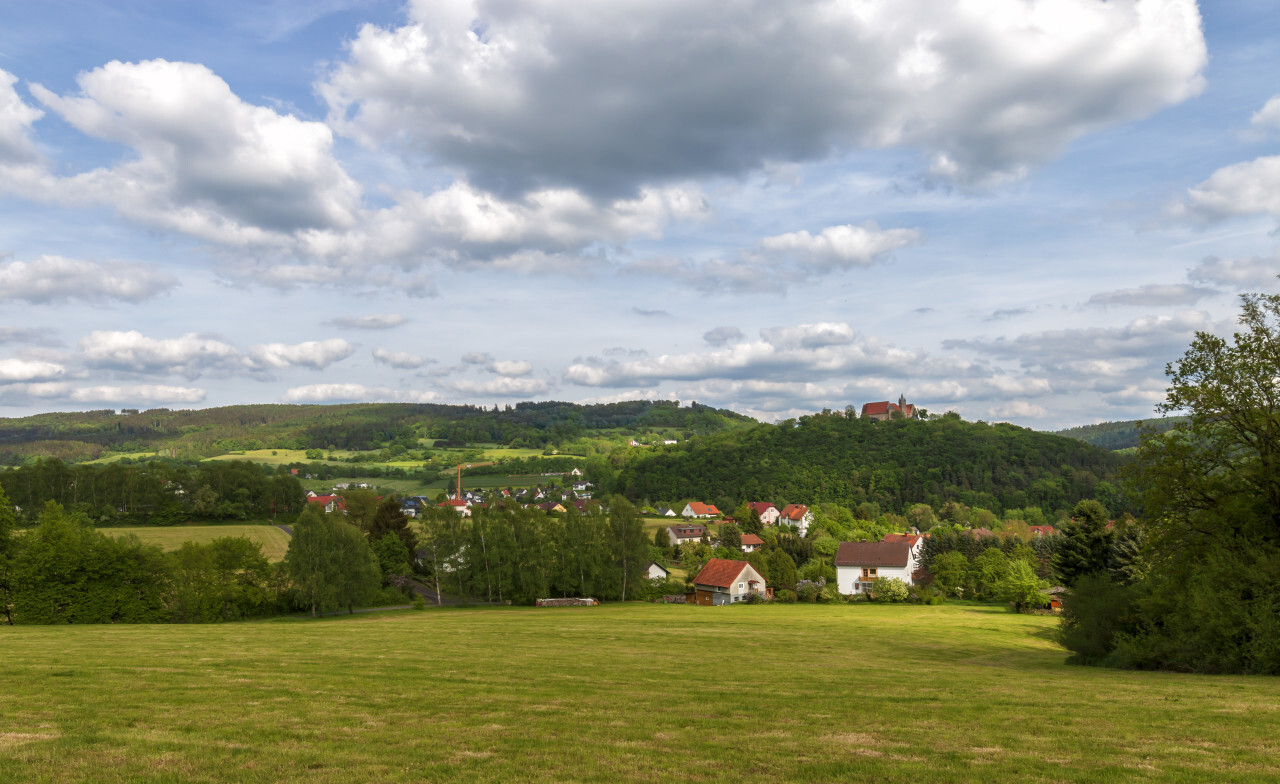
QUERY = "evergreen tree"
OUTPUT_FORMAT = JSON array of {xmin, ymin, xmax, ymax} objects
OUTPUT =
[
  {"xmin": 718, "ymin": 523, "xmax": 742, "ymax": 551},
  {"xmin": 766, "ymin": 548, "xmax": 797, "ymax": 591},
  {"xmin": 1053, "ymin": 499, "xmax": 1115, "ymax": 587},
  {"xmin": 367, "ymin": 497, "xmax": 418, "ymax": 556}
]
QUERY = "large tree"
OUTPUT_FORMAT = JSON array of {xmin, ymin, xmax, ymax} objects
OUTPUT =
[
  {"xmin": 284, "ymin": 505, "xmax": 382, "ymax": 617},
  {"xmin": 1061, "ymin": 288, "xmax": 1280, "ymax": 673},
  {"xmin": 0, "ymin": 485, "xmax": 16, "ymax": 624}
]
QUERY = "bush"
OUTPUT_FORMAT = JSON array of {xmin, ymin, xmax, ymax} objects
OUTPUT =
[
  {"xmin": 774, "ymin": 589, "xmax": 798, "ymax": 604},
  {"xmin": 870, "ymin": 577, "xmax": 909, "ymax": 603},
  {"xmin": 1057, "ymin": 573, "xmax": 1141, "ymax": 666},
  {"xmin": 797, "ymin": 583, "xmax": 821, "ymax": 603}
]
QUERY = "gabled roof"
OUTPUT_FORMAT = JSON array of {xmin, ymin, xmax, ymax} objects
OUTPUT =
[
  {"xmin": 749, "ymin": 502, "xmax": 778, "ymax": 513},
  {"xmin": 692, "ymin": 558, "xmax": 757, "ymax": 588},
  {"xmin": 685, "ymin": 502, "xmax": 720, "ymax": 516},
  {"xmin": 779, "ymin": 504, "xmax": 809, "ymax": 521},
  {"xmin": 439, "ymin": 498, "xmax": 468, "ymax": 508},
  {"xmin": 741, "ymin": 534, "xmax": 764, "ymax": 546},
  {"xmin": 834, "ymin": 541, "xmax": 911, "ymax": 568},
  {"xmin": 1028, "ymin": 525, "xmax": 1056, "ymax": 536},
  {"xmin": 861, "ymin": 401, "xmax": 893, "ymax": 416},
  {"xmin": 646, "ymin": 560, "xmax": 671, "ymax": 576},
  {"xmin": 668, "ymin": 524, "xmax": 706, "ymax": 539}
]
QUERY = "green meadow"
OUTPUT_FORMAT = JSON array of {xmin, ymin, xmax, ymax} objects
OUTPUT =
[
  {"xmin": 99, "ymin": 525, "xmax": 293, "ymax": 561},
  {"xmin": 1, "ymin": 603, "xmax": 1276, "ymax": 783}
]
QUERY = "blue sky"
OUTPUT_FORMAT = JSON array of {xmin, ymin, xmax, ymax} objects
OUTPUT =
[{"xmin": 1, "ymin": 0, "xmax": 1277, "ymax": 428}]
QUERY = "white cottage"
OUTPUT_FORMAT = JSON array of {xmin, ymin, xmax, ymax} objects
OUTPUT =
[{"xmin": 834, "ymin": 541, "xmax": 915, "ymax": 595}]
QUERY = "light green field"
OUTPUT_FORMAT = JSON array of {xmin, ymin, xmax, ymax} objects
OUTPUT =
[
  {"xmin": 83, "ymin": 451, "xmax": 166, "ymax": 465},
  {"xmin": 99, "ymin": 525, "xmax": 292, "ymax": 561},
  {"xmin": 2, "ymin": 604, "xmax": 1277, "ymax": 783}
]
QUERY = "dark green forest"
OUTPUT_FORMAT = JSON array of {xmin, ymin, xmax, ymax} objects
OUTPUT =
[
  {"xmin": 610, "ymin": 411, "xmax": 1124, "ymax": 517},
  {"xmin": 1053, "ymin": 417, "xmax": 1185, "ymax": 451}
]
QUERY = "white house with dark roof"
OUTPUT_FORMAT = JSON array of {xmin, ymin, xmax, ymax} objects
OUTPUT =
[
  {"xmin": 834, "ymin": 541, "xmax": 915, "ymax": 595},
  {"xmin": 667, "ymin": 523, "xmax": 707, "ymax": 547}
]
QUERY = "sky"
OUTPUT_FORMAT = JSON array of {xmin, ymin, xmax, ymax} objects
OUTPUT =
[{"xmin": 0, "ymin": 0, "xmax": 1278, "ymax": 429}]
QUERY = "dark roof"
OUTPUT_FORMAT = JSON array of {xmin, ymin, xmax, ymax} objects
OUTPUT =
[
  {"xmin": 693, "ymin": 558, "xmax": 757, "ymax": 588},
  {"xmin": 668, "ymin": 524, "xmax": 706, "ymax": 538},
  {"xmin": 646, "ymin": 561, "xmax": 670, "ymax": 575},
  {"xmin": 834, "ymin": 541, "xmax": 911, "ymax": 568}
]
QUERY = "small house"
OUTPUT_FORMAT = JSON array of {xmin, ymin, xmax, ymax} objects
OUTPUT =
[
  {"xmin": 834, "ymin": 541, "xmax": 915, "ymax": 595},
  {"xmin": 779, "ymin": 504, "xmax": 813, "ymax": 536},
  {"xmin": 691, "ymin": 558, "xmax": 769, "ymax": 605},
  {"xmin": 645, "ymin": 561, "xmax": 671, "ymax": 580},
  {"xmin": 682, "ymin": 502, "xmax": 721, "ymax": 519},
  {"xmin": 740, "ymin": 533, "xmax": 764, "ymax": 553},
  {"xmin": 668, "ymin": 523, "xmax": 707, "ymax": 547},
  {"xmin": 748, "ymin": 502, "xmax": 781, "ymax": 525}
]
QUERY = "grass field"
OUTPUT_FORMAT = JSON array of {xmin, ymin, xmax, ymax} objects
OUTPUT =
[
  {"xmin": 99, "ymin": 525, "xmax": 293, "ymax": 561},
  {"xmin": 1, "ymin": 604, "xmax": 1277, "ymax": 783}
]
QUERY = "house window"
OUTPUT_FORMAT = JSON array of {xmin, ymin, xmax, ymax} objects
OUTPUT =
[
  {"xmin": 738, "ymin": 582, "xmax": 744, "ymax": 590},
  {"xmin": 861, "ymin": 567, "xmax": 878, "ymax": 578}
]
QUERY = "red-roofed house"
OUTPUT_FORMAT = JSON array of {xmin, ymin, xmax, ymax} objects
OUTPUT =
[
  {"xmin": 438, "ymin": 498, "xmax": 472, "ymax": 517},
  {"xmin": 779, "ymin": 504, "xmax": 813, "ymax": 536},
  {"xmin": 740, "ymin": 533, "xmax": 764, "ymax": 553},
  {"xmin": 1028, "ymin": 525, "xmax": 1057, "ymax": 538},
  {"xmin": 691, "ymin": 558, "xmax": 768, "ymax": 605},
  {"xmin": 308, "ymin": 494, "xmax": 346, "ymax": 514},
  {"xmin": 834, "ymin": 541, "xmax": 915, "ymax": 595},
  {"xmin": 682, "ymin": 502, "xmax": 721, "ymax": 519},
  {"xmin": 860, "ymin": 394, "xmax": 920, "ymax": 422},
  {"xmin": 748, "ymin": 502, "xmax": 781, "ymax": 525}
]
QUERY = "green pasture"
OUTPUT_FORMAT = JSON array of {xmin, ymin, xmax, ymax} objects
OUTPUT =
[
  {"xmin": 2, "ymin": 604, "xmax": 1277, "ymax": 783},
  {"xmin": 98, "ymin": 525, "xmax": 292, "ymax": 561},
  {"xmin": 83, "ymin": 451, "xmax": 166, "ymax": 465}
]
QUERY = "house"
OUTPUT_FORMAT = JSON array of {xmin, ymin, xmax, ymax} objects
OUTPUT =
[
  {"xmin": 308, "ymin": 494, "xmax": 346, "ymax": 514},
  {"xmin": 569, "ymin": 467, "xmax": 583, "ymax": 477},
  {"xmin": 691, "ymin": 558, "xmax": 769, "ymax": 605},
  {"xmin": 668, "ymin": 523, "xmax": 708, "ymax": 547},
  {"xmin": 860, "ymin": 394, "xmax": 920, "ymax": 422},
  {"xmin": 741, "ymin": 534, "xmax": 764, "ymax": 553},
  {"xmin": 779, "ymin": 504, "xmax": 813, "ymax": 536},
  {"xmin": 645, "ymin": 561, "xmax": 671, "ymax": 580},
  {"xmin": 1028, "ymin": 525, "xmax": 1057, "ymax": 538},
  {"xmin": 654, "ymin": 507, "xmax": 677, "ymax": 517},
  {"xmin": 438, "ymin": 498, "xmax": 471, "ymax": 517},
  {"xmin": 537, "ymin": 501, "xmax": 568, "ymax": 514},
  {"xmin": 400, "ymin": 497, "xmax": 429, "ymax": 518},
  {"xmin": 682, "ymin": 502, "xmax": 721, "ymax": 519},
  {"xmin": 748, "ymin": 502, "xmax": 781, "ymax": 525},
  {"xmin": 882, "ymin": 533, "xmax": 925, "ymax": 560},
  {"xmin": 834, "ymin": 541, "xmax": 915, "ymax": 595},
  {"xmin": 662, "ymin": 439, "xmax": 678, "ymax": 445}
]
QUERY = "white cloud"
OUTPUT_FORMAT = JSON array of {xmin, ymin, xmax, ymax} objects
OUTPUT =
[
  {"xmin": 281, "ymin": 383, "xmax": 439, "ymax": 403},
  {"xmin": 490, "ymin": 360, "xmax": 532, "ymax": 377},
  {"xmin": 758, "ymin": 224, "xmax": 922, "ymax": 273},
  {"xmin": 69, "ymin": 385, "xmax": 206, "ymax": 404},
  {"xmin": 1251, "ymin": 95, "xmax": 1280, "ymax": 134},
  {"xmin": 372, "ymin": 348, "xmax": 426, "ymax": 369},
  {"xmin": 0, "ymin": 358, "xmax": 66, "ymax": 382},
  {"xmin": 443, "ymin": 376, "xmax": 551, "ymax": 396},
  {"xmin": 321, "ymin": 0, "xmax": 1205, "ymax": 194},
  {"xmin": 1189, "ymin": 255, "xmax": 1280, "ymax": 289},
  {"xmin": 0, "ymin": 255, "xmax": 177, "ymax": 304},
  {"xmin": 1087, "ymin": 283, "xmax": 1218, "ymax": 307},
  {"xmin": 703, "ymin": 326, "xmax": 744, "ymax": 347},
  {"xmin": 29, "ymin": 59, "xmax": 362, "ymax": 243},
  {"xmin": 247, "ymin": 338, "xmax": 355, "ymax": 370},
  {"xmin": 0, "ymin": 69, "xmax": 42, "ymax": 164},
  {"xmin": 80, "ymin": 330, "xmax": 241, "ymax": 377},
  {"xmin": 1182, "ymin": 155, "xmax": 1280, "ymax": 222},
  {"xmin": 988, "ymin": 400, "xmax": 1049, "ymax": 420},
  {"xmin": 327, "ymin": 313, "xmax": 407, "ymax": 329}
]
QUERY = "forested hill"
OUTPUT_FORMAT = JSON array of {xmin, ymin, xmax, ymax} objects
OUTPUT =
[
  {"xmin": 1052, "ymin": 417, "xmax": 1185, "ymax": 451},
  {"xmin": 0, "ymin": 400, "xmax": 755, "ymax": 463},
  {"xmin": 611, "ymin": 411, "xmax": 1124, "ymax": 518}
]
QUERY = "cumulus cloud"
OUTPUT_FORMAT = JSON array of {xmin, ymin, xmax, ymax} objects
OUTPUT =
[
  {"xmin": 68, "ymin": 385, "xmax": 206, "ymax": 404},
  {"xmin": 326, "ymin": 313, "xmax": 407, "ymax": 329},
  {"xmin": 80, "ymin": 330, "xmax": 241, "ymax": 377},
  {"xmin": 1251, "ymin": 95, "xmax": 1280, "ymax": 134},
  {"xmin": 0, "ymin": 255, "xmax": 177, "ymax": 304},
  {"xmin": 490, "ymin": 360, "xmax": 533, "ymax": 377},
  {"xmin": 442, "ymin": 376, "xmax": 551, "ymax": 396},
  {"xmin": 29, "ymin": 59, "xmax": 362, "ymax": 243},
  {"xmin": 1189, "ymin": 255, "xmax": 1280, "ymax": 289},
  {"xmin": 0, "ymin": 69, "xmax": 42, "ymax": 164},
  {"xmin": 1181, "ymin": 155, "xmax": 1280, "ymax": 222},
  {"xmin": 565, "ymin": 322, "xmax": 913, "ymax": 387},
  {"xmin": 703, "ymin": 326, "xmax": 744, "ymax": 347},
  {"xmin": 757, "ymin": 224, "xmax": 921, "ymax": 273},
  {"xmin": 988, "ymin": 400, "xmax": 1048, "ymax": 420},
  {"xmin": 372, "ymin": 348, "xmax": 426, "ymax": 369},
  {"xmin": 0, "ymin": 358, "xmax": 66, "ymax": 382},
  {"xmin": 246, "ymin": 338, "xmax": 355, "ymax": 370},
  {"xmin": 321, "ymin": 0, "xmax": 1205, "ymax": 195},
  {"xmin": 281, "ymin": 383, "xmax": 439, "ymax": 403},
  {"xmin": 1087, "ymin": 283, "xmax": 1218, "ymax": 307}
]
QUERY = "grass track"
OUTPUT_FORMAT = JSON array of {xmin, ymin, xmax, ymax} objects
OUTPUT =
[
  {"xmin": 1, "ymin": 604, "xmax": 1278, "ymax": 782},
  {"xmin": 99, "ymin": 525, "xmax": 292, "ymax": 561}
]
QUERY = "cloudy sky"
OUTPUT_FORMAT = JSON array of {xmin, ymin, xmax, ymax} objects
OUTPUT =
[{"xmin": 1, "ymin": 0, "xmax": 1277, "ymax": 428}]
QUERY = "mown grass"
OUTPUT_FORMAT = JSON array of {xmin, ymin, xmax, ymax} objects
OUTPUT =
[
  {"xmin": 99, "ymin": 525, "xmax": 292, "ymax": 561},
  {"xmin": 1, "ymin": 604, "xmax": 1276, "ymax": 783}
]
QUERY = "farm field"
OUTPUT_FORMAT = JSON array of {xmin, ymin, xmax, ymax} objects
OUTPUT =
[
  {"xmin": 99, "ymin": 525, "xmax": 293, "ymax": 561},
  {"xmin": 2, "ymin": 604, "xmax": 1277, "ymax": 783}
]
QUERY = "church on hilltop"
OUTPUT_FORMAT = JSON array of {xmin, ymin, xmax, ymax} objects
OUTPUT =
[{"xmin": 860, "ymin": 394, "xmax": 920, "ymax": 421}]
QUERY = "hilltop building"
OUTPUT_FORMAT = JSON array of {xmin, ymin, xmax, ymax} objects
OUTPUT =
[{"xmin": 861, "ymin": 394, "xmax": 920, "ymax": 421}]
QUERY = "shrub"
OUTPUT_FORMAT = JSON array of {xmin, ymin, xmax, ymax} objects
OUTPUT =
[
  {"xmin": 774, "ymin": 589, "xmax": 797, "ymax": 604},
  {"xmin": 1057, "ymin": 573, "xmax": 1141, "ymax": 666},
  {"xmin": 870, "ymin": 577, "xmax": 909, "ymax": 603}
]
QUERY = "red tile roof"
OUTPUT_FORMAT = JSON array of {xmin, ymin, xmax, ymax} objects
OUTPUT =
[
  {"xmin": 834, "ymin": 541, "xmax": 911, "ymax": 568},
  {"xmin": 1028, "ymin": 525, "xmax": 1056, "ymax": 536},
  {"xmin": 741, "ymin": 534, "xmax": 764, "ymax": 546},
  {"xmin": 748, "ymin": 502, "xmax": 777, "ymax": 514},
  {"xmin": 692, "ymin": 558, "xmax": 758, "ymax": 588},
  {"xmin": 883, "ymin": 533, "xmax": 922, "ymax": 546},
  {"xmin": 861, "ymin": 401, "xmax": 892, "ymax": 416},
  {"xmin": 685, "ymin": 502, "xmax": 721, "ymax": 516},
  {"xmin": 779, "ymin": 504, "xmax": 809, "ymax": 521}
]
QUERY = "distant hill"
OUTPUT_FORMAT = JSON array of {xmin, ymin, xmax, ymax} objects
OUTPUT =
[
  {"xmin": 0, "ymin": 400, "xmax": 756, "ymax": 464},
  {"xmin": 611, "ymin": 411, "xmax": 1124, "ymax": 517},
  {"xmin": 1052, "ymin": 417, "xmax": 1185, "ymax": 451}
]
